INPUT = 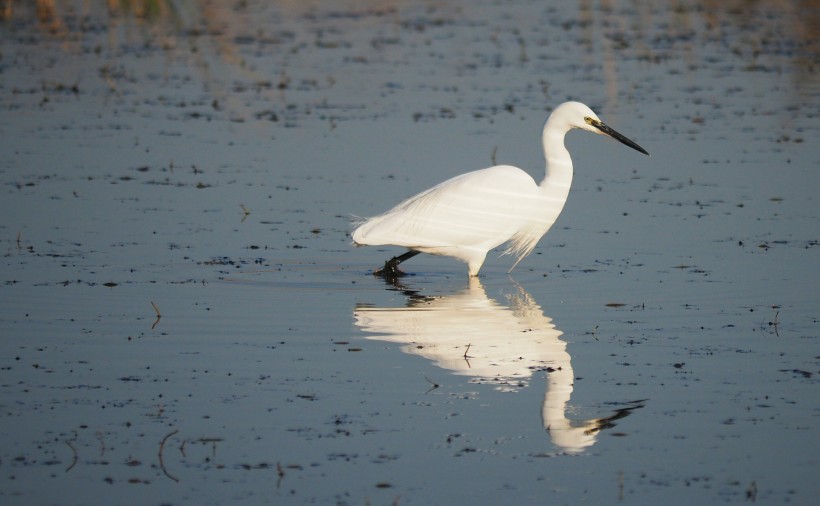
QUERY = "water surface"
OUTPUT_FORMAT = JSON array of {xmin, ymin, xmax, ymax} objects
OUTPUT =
[{"xmin": 1, "ymin": 1, "xmax": 817, "ymax": 504}]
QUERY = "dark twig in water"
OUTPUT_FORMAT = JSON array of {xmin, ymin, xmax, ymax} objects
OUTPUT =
[
  {"xmin": 462, "ymin": 344, "xmax": 473, "ymax": 369},
  {"xmin": 65, "ymin": 440, "xmax": 78, "ymax": 473},
  {"xmin": 424, "ymin": 375, "xmax": 440, "ymax": 394},
  {"xmin": 96, "ymin": 430, "xmax": 106, "ymax": 457},
  {"xmin": 770, "ymin": 310, "xmax": 780, "ymax": 336},
  {"xmin": 759, "ymin": 307, "xmax": 781, "ymax": 336},
  {"xmin": 159, "ymin": 430, "xmax": 180, "ymax": 483},
  {"xmin": 150, "ymin": 301, "xmax": 162, "ymax": 330},
  {"xmin": 276, "ymin": 462, "xmax": 285, "ymax": 488},
  {"xmin": 746, "ymin": 480, "xmax": 757, "ymax": 502},
  {"xmin": 199, "ymin": 437, "xmax": 223, "ymax": 458}
]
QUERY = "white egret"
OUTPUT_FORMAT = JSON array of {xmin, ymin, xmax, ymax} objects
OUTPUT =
[{"xmin": 352, "ymin": 101, "xmax": 648, "ymax": 276}]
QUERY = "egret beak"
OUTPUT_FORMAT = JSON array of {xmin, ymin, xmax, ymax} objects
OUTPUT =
[{"xmin": 586, "ymin": 117, "xmax": 649, "ymax": 156}]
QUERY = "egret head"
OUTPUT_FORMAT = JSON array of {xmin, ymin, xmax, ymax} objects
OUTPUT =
[{"xmin": 554, "ymin": 101, "xmax": 649, "ymax": 156}]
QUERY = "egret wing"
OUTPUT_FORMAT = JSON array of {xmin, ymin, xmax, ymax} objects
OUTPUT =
[{"xmin": 353, "ymin": 166, "xmax": 539, "ymax": 253}]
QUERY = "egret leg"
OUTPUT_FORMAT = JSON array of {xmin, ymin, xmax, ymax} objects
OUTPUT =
[{"xmin": 373, "ymin": 250, "xmax": 420, "ymax": 277}]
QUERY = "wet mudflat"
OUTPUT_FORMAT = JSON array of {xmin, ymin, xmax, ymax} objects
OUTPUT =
[{"xmin": 1, "ymin": 1, "xmax": 818, "ymax": 504}]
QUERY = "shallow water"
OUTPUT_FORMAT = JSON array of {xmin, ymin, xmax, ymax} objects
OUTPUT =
[{"xmin": 1, "ymin": 1, "xmax": 818, "ymax": 504}]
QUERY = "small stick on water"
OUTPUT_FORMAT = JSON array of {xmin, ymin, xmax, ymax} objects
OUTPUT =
[
  {"xmin": 462, "ymin": 343, "xmax": 473, "ymax": 369},
  {"xmin": 151, "ymin": 301, "xmax": 162, "ymax": 330},
  {"xmin": 491, "ymin": 146, "xmax": 498, "ymax": 165},
  {"xmin": 199, "ymin": 437, "xmax": 223, "ymax": 458},
  {"xmin": 159, "ymin": 430, "xmax": 180, "ymax": 483},
  {"xmin": 96, "ymin": 430, "xmax": 106, "ymax": 457},
  {"xmin": 65, "ymin": 440, "xmax": 78, "ymax": 472},
  {"xmin": 746, "ymin": 480, "xmax": 757, "ymax": 502},
  {"xmin": 240, "ymin": 204, "xmax": 250, "ymax": 223},
  {"xmin": 424, "ymin": 375, "xmax": 440, "ymax": 394},
  {"xmin": 276, "ymin": 462, "xmax": 285, "ymax": 488},
  {"xmin": 586, "ymin": 325, "xmax": 600, "ymax": 340},
  {"xmin": 770, "ymin": 310, "xmax": 780, "ymax": 336}
]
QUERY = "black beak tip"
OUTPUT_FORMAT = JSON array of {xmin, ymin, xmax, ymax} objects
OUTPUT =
[{"xmin": 594, "ymin": 121, "xmax": 649, "ymax": 156}]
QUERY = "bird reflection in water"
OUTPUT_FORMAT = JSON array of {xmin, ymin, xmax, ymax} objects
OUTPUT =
[{"xmin": 353, "ymin": 278, "xmax": 644, "ymax": 454}]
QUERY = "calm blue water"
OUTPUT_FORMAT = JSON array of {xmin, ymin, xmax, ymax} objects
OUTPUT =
[{"xmin": 1, "ymin": 1, "xmax": 817, "ymax": 504}]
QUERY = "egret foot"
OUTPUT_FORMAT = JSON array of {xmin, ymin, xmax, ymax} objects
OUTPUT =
[{"xmin": 373, "ymin": 250, "xmax": 420, "ymax": 278}]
